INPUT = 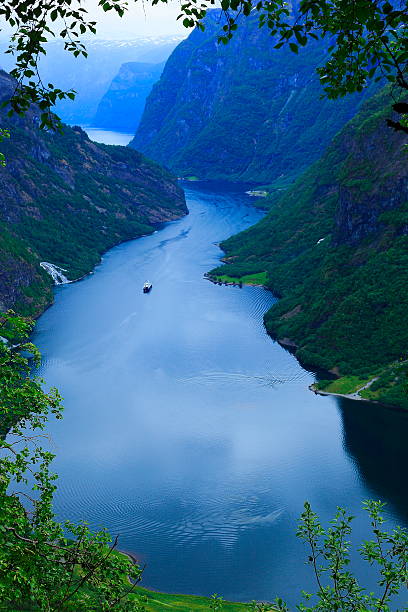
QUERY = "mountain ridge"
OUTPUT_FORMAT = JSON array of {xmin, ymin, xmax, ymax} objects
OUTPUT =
[{"xmin": 132, "ymin": 10, "xmax": 379, "ymax": 186}]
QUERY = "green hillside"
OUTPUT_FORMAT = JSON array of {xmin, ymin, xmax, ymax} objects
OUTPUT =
[
  {"xmin": 0, "ymin": 71, "xmax": 186, "ymax": 317},
  {"xmin": 210, "ymin": 91, "xmax": 408, "ymax": 409}
]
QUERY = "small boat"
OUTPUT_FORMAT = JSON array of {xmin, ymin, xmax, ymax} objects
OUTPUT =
[{"xmin": 143, "ymin": 281, "xmax": 152, "ymax": 293}]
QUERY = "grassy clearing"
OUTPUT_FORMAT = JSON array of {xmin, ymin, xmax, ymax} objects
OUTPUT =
[
  {"xmin": 5, "ymin": 589, "xmax": 262, "ymax": 612},
  {"xmin": 212, "ymin": 272, "xmax": 268, "ymax": 285},
  {"xmin": 317, "ymin": 375, "xmax": 370, "ymax": 395},
  {"xmin": 314, "ymin": 365, "xmax": 408, "ymax": 409},
  {"xmin": 132, "ymin": 587, "xmax": 261, "ymax": 611}
]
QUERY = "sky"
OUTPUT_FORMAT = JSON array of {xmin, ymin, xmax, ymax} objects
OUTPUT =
[
  {"xmin": 0, "ymin": 0, "xmax": 188, "ymax": 42},
  {"xmin": 84, "ymin": 0, "xmax": 187, "ymax": 38}
]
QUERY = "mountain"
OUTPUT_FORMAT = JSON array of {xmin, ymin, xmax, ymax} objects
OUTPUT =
[
  {"xmin": 0, "ymin": 71, "xmax": 187, "ymax": 317},
  {"xmin": 131, "ymin": 11, "xmax": 378, "ymax": 186},
  {"xmin": 0, "ymin": 36, "xmax": 185, "ymax": 125},
  {"xmin": 92, "ymin": 62, "xmax": 164, "ymax": 132},
  {"xmin": 210, "ymin": 89, "xmax": 408, "ymax": 408}
]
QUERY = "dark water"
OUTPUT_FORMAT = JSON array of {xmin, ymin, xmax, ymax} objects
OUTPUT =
[{"xmin": 34, "ymin": 184, "xmax": 408, "ymax": 607}]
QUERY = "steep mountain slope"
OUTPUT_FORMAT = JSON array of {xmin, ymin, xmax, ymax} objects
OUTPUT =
[
  {"xmin": 131, "ymin": 11, "xmax": 377, "ymax": 185},
  {"xmin": 93, "ymin": 62, "xmax": 164, "ymax": 132},
  {"xmin": 0, "ymin": 71, "xmax": 187, "ymax": 316},
  {"xmin": 210, "ymin": 90, "xmax": 408, "ymax": 408}
]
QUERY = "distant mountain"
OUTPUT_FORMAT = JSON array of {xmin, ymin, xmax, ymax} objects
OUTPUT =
[
  {"xmin": 0, "ymin": 36, "xmax": 185, "ymax": 125},
  {"xmin": 210, "ymin": 89, "xmax": 408, "ymax": 408},
  {"xmin": 0, "ymin": 71, "xmax": 187, "ymax": 316},
  {"xmin": 92, "ymin": 62, "xmax": 164, "ymax": 132},
  {"xmin": 132, "ymin": 11, "xmax": 378, "ymax": 186}
]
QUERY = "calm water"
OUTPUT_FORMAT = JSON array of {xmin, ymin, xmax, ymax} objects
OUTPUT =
[
  {"xmin": 81, "ymin": 127, "xmax": 134, "ymax": 145},
  {"xmin": 34, "ymin": 184, "xmax": 408, "ymax": 607}
]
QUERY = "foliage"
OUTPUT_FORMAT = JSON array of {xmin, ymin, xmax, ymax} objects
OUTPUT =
[
  {"xmin": 273, "ymin": 501, "xmax": 408, "ymax": 611},
  {"xmin": 208, "ymin": 271, "xmax": 268, "ymax": 285},
  {"xmin": 210, "ymin": 594, "xmax": 225, "ymax": 611},
  {"xmin": 1, "ymin": 0, "xmax": 98, "ymax": 129},
  {"xmin": 315, "ymin": 375, "xmax": 369, "ymax": 395},
  {"xmin": 0, "ymin": 128, "xmax": 10, "ymax": 166},
  {"xmin": 129, "ymin": 588, "xmax": 253, "ymax": 611},
  {"xmin": 359, "ymin": 361, "xmax": 408, "ymax": 409},
  {"xmin": 185, "ymin": 0, "xmax": 408, "ymax": 121},
  {"xmin": 0, "ymin": 311, "xmax": 143, "ymax": 610},
  {"xmin": 270, "ymin": 1, "xmax": 408, "ymax": 100}
]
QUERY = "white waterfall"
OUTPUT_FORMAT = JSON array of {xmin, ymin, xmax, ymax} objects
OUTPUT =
[{"xmin": 40, "ymin": 262, "xmax": 70, "ymax": 285}]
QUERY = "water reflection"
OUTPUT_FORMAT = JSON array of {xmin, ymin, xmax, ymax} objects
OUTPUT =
[
  {"xmin": 33, "ymin": 184, "xmax": 408, "ymax": 606},
  {"xmin": 338, "ymin": 397, "xmax": 408, "ymax": 523}
]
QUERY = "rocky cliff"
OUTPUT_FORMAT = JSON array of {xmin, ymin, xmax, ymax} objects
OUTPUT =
[
  {"xmin": 131, "ymin": 10, "xmax": 378, "ymax": 186},
  {"xmin": 210, "ymin": 89, "xmax": 408, "ymax": 408},
  {"xmin": 0, "ymin": 70, "xmax": 187, "ymax": 316},
  {"xmin": 93, "ymin": 62, "xmax": 164, "ymax": 132}
]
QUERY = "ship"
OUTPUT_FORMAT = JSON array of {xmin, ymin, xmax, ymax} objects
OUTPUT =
[{"xmin": 143, "ymin": 281, "xmax": 152, "ymax": 293}]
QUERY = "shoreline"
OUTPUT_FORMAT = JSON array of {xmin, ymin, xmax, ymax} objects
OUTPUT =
[
  {"xmin": 119, "ymin": 549, "xmax": 140, "ymax": 567},
  {"xmin": 207, "ymin": 271, "xmax": 405, "ymax": 413},
  {"xmin": 118, "ymin": 550, "xmax": 274, "ymax": 611},
  {"xmin": 30, "ymin": 213, "xmax": 188, "ymax": 322},
  {"xmin": 308, "ymin": 384, "xmax": 407, "ymax": 413}
]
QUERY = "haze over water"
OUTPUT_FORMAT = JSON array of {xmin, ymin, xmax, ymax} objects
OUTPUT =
[{"xmin": 34, "ymin": 183, "xmax": 408, "ymax": 606}]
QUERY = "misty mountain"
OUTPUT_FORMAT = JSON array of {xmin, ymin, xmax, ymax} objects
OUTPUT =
[
  {"xmin": 92, "ymin": 61, "xmax": 164, "ymax": 132},
  {"xmin": 0, "ymin": 36, "xmax": 185, "ymax": 125}
]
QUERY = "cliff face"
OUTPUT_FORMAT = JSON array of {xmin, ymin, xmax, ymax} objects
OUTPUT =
[
  {"xmin": 331, "ymin": 101, "xmax": 408, "ymax": 245},
  {"xmin": 0, "ymin": 71, "xmax": 187, "ymax": 316},
  {"xmin": 92, "ymin": 62, "xmax": 164, "ymax": 132},
  {"xmin": 131, "ymin": 11, "xmax": 377, "ymax": 185},
  {"xmin": 211, "ymin": 90, "xmax": 408, "ymax": 407}
]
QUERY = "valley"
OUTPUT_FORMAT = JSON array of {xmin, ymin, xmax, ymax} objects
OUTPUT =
[
  {"xmin": 1, "ymin": 5, "xmax": 407, "ymax": 609},
  {"xmin": 33, "ymin": 182, "xmax": 408, "ymax": 607}
]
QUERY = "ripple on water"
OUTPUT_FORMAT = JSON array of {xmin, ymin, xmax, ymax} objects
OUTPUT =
[
  {"xmin": 35, "ymin": 186, "xmax": 408, "ymax": 607},
  {"xmin": 178, "ymin": 369, "xmax": 307, "ymax": 389}
]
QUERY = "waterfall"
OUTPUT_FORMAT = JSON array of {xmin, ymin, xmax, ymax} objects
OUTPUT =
[{"xmin": 40, "ymin": 262, "xmax": 70, "ymax": 285}]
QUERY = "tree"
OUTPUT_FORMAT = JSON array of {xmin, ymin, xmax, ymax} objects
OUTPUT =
[
  {"xmin": 271, "ymin": 501, "xmax": 408, "ymax": 612},
  {"xmin": 1, "ymin": 0, "xmax": 407, "ymax": 131},
  {"xmin": 0, "ymin": 311, "xmax": 143, "ymax": 611},
  {"xmin": 0, "ymin": 128, "xmax": 10, "ymax": 166}
]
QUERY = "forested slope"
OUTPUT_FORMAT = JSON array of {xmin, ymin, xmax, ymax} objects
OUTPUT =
[
  {"xmin": 132, "ymin": 10, "xmax": 378, "ymax": 186},
  {"xmin": 210, "ymin": 90, "xmax": 408, "ymax": 408},
  {"xmin": 0, "ymin": 71, "xmax": 187, "ymax": 316}
]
